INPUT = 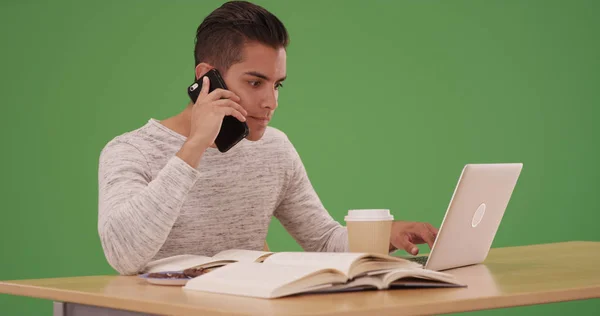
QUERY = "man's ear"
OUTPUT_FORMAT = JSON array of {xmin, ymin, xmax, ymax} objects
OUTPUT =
[{"xmin": 194, "ymin": 63, "xmax": 213, "ymax": 80}]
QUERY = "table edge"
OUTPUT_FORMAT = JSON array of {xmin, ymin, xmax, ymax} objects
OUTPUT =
[{"xmin": 1, "ymin": 280, "xmax": 599, "ymax": 316}]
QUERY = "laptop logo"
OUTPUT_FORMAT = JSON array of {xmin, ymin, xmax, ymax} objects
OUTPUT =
[{"xmin": 472, "ymin": 203, "xmax": 486, "ymax": 227}]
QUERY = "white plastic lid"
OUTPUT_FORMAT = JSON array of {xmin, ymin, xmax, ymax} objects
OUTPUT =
[{"xmin": 344, "ymin": 209, "xmax": 394, "ymax": 222}]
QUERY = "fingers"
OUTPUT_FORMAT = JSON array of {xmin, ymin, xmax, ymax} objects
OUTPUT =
[
  {"xmin": 199, "ymin": 76, "xmax": 210, "ymax": 97},
  {"xmin": 212, "ymin": 99, "xmax": 248, "ymax": 116},
  {"xmin": 206, "ymin": 88, "xmax": 241, "ymax": 102},
  {"xmin": 391, "ymin": 230, "xmax": 419, "ymax": 256},
  {"xmin": 426, "ymin": 223, "xmax": 439, "ymax": 238},
  {"xmin": 420, "ymin": 223, "xmax": 436, "ymax": 249},
  {"xmin": 403, "ymin": 235, "xmax": 419, "ymax": 256},
  {"xmin": 392, "ymin": 221, "xmax": 439, "ymax": 255},
  {"xmin": 217, "ymin": 107, "xmax": 246, "ymax": 122}
]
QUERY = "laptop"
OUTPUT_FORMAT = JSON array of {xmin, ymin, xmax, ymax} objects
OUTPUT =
[{"xmin": 404, "ymin": 163, "xmax": 523, "ymax": 271}]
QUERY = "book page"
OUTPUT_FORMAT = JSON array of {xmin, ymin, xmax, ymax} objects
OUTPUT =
[
  {"xmin": 212, "ymin": 249, "xmax": 274, "ymax": 262},
  {"xmin": 143, "ymin": 254, "xmax": 229, "ymax": 273},
  {"xmin": 263, "ymin": 252, "xmax": 418, "ymax": 278},
  {"xmin": 183, "ymin": 262, "xmax": 346, "ymax": 299},
  {"xmin": 352, "ymin": 260, "xmax": 420, "ymax": 276},
  {"xmin": 263, "ymin": 252, "xmax": 368, "ymax": 277},
  {"xmin": 310, "ymin": 275, "xmax": 385, "ymax": 293},
  {"xmin": 382, "ymin": 268, "xmax": 465, "ymax": 287}
]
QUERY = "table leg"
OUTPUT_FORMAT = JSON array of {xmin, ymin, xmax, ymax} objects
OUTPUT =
[{"xmin": 53, "ymin": 301, "xmax": 159, "ymax": 316}]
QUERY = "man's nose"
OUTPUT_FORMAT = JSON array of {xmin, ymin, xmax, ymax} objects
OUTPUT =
[{"xmin": 261, "ymin": 89, "xmax": 278, "ymax": 110}]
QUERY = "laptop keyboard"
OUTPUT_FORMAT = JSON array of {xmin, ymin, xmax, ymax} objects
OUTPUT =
[{"xmin": 407, "ymin": 256, "xmax": 429, "ymax": 265}]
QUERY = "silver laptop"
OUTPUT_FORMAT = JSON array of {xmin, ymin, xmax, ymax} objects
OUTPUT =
[{"xmin": 405, "ymin": 163, "xmax": 523, "ymax": 271}]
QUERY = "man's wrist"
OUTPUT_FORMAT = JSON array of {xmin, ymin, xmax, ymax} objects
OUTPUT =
[{"xmin": 176, "ymin": 141, "xmax": 208, "ymax": 168}]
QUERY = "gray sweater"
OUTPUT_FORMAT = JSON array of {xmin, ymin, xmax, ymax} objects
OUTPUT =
[{"xmin": 97, "ymin": 119, "xmax": 348, "ymax": 275}]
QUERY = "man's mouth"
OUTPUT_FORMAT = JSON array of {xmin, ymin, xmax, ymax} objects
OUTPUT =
[{"xmin": 248, "ymin": 116, "xmax": 270, "ymax": 125}]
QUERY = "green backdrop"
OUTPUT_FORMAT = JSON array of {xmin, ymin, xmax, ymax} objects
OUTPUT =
[{"xmin": 1, "ymin": 0, "xmax": 598, "ymax": 314}]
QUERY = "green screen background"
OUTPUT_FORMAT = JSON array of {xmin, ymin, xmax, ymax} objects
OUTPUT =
[{"xmin": 1, "ymin": 0, "xmax": 598, "ymax": 314}]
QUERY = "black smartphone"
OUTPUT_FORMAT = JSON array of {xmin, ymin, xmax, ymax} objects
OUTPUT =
[{"xmin": 187, "ymin": 69, "xmax": 249, "ymax": 153}]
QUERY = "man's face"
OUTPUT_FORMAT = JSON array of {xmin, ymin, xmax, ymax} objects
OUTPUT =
[{"xmin": 221, "ymin": 42, "xmax": 287, "ymax": 141}]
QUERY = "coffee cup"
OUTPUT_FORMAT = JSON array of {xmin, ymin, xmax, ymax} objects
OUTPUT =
[{"xmin": 344, "ymin": 209, "xmax": 394, "ymax": 255}]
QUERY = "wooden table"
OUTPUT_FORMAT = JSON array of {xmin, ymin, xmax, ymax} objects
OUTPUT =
[{"xmin": 1, "ymin": 241, "xmax": 599, "ymax": 316}]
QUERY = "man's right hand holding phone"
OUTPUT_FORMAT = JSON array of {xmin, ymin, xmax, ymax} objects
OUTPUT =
[{"xmin": 176, "ymin": 76, "xmax": 247, "ymax": 168}]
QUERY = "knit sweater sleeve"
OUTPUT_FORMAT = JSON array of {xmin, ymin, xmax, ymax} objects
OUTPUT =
[
  {"xmin": 97, "ymin": 140, "xmax": 200, "ymax": 275},
  {"xmin": 273, "ymin": 138, "xmax": 348, "ymax": 252}
]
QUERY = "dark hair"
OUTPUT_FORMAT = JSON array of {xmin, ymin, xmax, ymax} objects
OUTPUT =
[{"xmin": 194, "ymin": 1, "xmax": 289, "ymax": 77}]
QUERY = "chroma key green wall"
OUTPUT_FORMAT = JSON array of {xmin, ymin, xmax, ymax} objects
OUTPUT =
[{"xmin": 1, "ymin": 0, "xmax": 598, "ymax": 314}]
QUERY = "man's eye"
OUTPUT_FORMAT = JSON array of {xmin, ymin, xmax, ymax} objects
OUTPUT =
[
  {"xmin": 275, "ymin": 83, "xmax": 284, "ymax": 90},
  {"xmin": 249, "ymin": 81, "xmax": 261, "ymax": 87}
]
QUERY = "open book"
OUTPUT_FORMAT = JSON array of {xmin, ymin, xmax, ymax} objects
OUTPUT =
[
  {"xmin": 182, "ymin": 251, "xmax": 465, "ymax": 299},
  {"xmin": 141, "ymin": 249, "xmax": 274, "ymax": 274}
]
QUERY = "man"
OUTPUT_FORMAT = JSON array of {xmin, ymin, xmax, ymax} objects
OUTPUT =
[{"xmin": 98, "ymin": 1, "xmax": 438, "ymax": 275}]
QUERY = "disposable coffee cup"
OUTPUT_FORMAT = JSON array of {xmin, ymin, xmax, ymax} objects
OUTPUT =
[{"xmin": 345, "ymin": 209, "xmax": 394, "ymax": 255}]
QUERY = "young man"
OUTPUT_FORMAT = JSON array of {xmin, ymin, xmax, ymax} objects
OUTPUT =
[{"xmin": 98, "ymin": 1, "xmax": 438, "ymax": 275}]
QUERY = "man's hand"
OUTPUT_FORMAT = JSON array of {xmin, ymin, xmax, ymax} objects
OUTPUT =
[
  {"xmin": 187, "ymin": 75, "xmax": 247, "ymax": 149},
  {"xmin": 177, "ymin": 75, "xmax": 247, "ymax": 168},
  {"xmin": 389, "ymin": 221, "xmax": 439, "ymax": 255}
]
